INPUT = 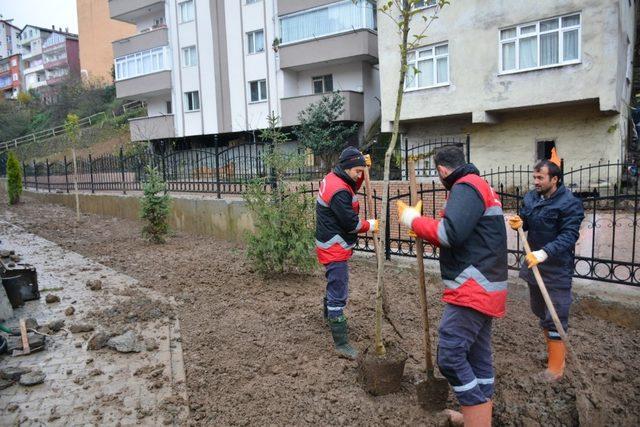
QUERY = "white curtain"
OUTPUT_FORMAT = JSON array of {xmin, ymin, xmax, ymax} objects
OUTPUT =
[
  {"xmin": 540, "ymin": 32, "xmax": 559, "ymax": 66},
  {"xmin": 436, "ymin": 57, "xmax": 448, "ymax": 83},
  {"xmin": 502, "ymin": 42, "xmax": 515, "ymax": 71},
  {"xmin": 255, "ymin": 31, "xmax": 264, "ymax": 52},
  {"xmin": 563, "ymin": 29, "xmax": 579, "ymax": 61},
  {"xmin": 519, "ymin": 36, "xmax": 537, "ymax": 68},
  {"xmin": 418, "ymin": 58, "xmax": 434, "ymax": 87}
]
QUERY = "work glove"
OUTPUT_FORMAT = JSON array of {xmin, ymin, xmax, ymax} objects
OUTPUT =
[
  {"xmin": 408, "ymin": 229, "xmax": 418, "ymax": 238},
  {"xmin": 526, "ymin": 250, "xmax": 548, "ymax": 268},
  {"xmin": 367, "ymin": 219, "xmax": 378, "ymax": 233},
  {"xmin": 364, "ymin": 154, "xmax": 372, "ymax": 167},
  {"xmin": 508, "ymin": 215, "xmax": 523, "ymax": 230},
  {"xmin": 397, "ymin": 200, "xmax": 423, "ymax": 229}
]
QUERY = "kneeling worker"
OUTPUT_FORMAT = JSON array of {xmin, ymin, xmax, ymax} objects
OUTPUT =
[
  {"xmin": 397, "ymin": 146, "xmax": 507, "ymax": 426},
  {"xmin": 315, "ymin": 147, "xmax": 377, "ymax": 360}
]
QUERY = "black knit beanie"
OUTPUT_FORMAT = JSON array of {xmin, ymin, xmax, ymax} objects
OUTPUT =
[{"xmin": 338, "ymin": 146, "xmax": 366, "ymax": 169}]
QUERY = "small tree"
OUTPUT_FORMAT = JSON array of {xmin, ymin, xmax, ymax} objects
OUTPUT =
[
  {"xmin": 244, "ymin": 113, "xmax": 316, "ymax": 275},
  {"xmin": 64, "ymin": 113, "xmax": 82, "ymax": 221},
  {"xmin": 294, "ymin": 92, "xmax": 358, "ymax": 172},
  {"xmin": 6, "ymin": 151, "xmax": 22, "ymax": 205},
  {"xmin": 140, "ymin": 165, "xmax": 171, "ymax": 244}
]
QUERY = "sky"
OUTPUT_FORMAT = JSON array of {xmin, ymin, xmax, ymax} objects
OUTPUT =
[{"xmin": 0, "ymin": 0, "xmax": 78, "ymax": 34}]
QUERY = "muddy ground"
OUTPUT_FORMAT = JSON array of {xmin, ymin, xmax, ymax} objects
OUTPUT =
[{"xmin": 2, "ymin": 192, "xmax": 640, "ymax": 426}]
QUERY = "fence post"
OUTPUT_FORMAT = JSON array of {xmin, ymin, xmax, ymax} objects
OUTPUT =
[
  {"xmin": 22, "ymin": 161, "xmax": 27, "ymax": 188},
  {"xmin": 466, "ymin": 134, "xmax": 471, "ymax": 162},
  {"xmin": 385, "ymin": 192, "xmax": 391, "ymax": 260},
  {"xmin": 214, "ymin": 134, "xmax": 221, "ymax": 199},
  {"xmin": 120, "ymin": 146, "xmax": 126, "ymax": 195},
  {"xmin": 89, "ymin": 154, "xmax": 95, "ymax": 194},
  {"xmin": 33, "ymin": 160, "xmax": 38, "ymax": 192},
  {"xmin": 46, "ymin": 159, "xmax": 51, "ymax": 193},
  {"xmin": 404, "ymin": 136, "xmax": 409, "ymax": 181},
  {"xmin": 64, "ymin": 156, "xmax": 69, "ymax": 193}
]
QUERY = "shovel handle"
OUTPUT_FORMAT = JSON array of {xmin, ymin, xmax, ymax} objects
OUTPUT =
[
  {"xmin": 517, "ymin": 227, "xmax": 570, "ymax": 345},
  {"xmin": 19, "ymin": 319, "xmax": 30, "ymax": 353},
  {"xmin": 363, "ymin": 168, "xmax": 380, "ymax": 257},
  {"xmin": 408, "ymin": 159, "xmax": 435, "ymax": 374}
]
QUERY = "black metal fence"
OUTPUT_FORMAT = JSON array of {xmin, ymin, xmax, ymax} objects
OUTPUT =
[
  {"xmin": 18, "ymin": 142, "xmax": 640, "ymax": 287},
  {"xmin": 403, "ymin": 135, "xmax": 470, "ymax": 179}
]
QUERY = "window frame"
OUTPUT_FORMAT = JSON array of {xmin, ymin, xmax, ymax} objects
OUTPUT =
[
  {"xmin": 412, "ymin": 0, "xmax": 437, "ymax": 11},
  {"xmin": 182, "ymin": 45, "xmax": 198, "ymax": 67},
  {"xmin": 498, "ymin": 12, "xmax": 581, "ymax": 75},
  {"xmin": 184, "ymin": 91, "xmax": 200, "ymax": 112},
  {"xmin": 246, "ymin": 29, "xmax": 265, "ymax": 55},
  {"xmin": 312, "ymin": 74, "xmax": 333, "ymax": 94},
  {"xmin": 179, "ymin": 0, "xmax": 195, "ymax": 24},
  {"xmin": 404, "ymin": 42, "xmax": 450, "ymax": 92},
  {"xmin": 246, "ymin": 0, "xmax": 261, "ymax": 4},
  {"xmin": 114, "ymin": 46, "xmax": 170, "ymax": 81},
  {"xmin": 248, "ymin": 79, "xmax": 268, "ymax": 103}
]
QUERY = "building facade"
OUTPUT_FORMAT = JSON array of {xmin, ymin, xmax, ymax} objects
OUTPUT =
[
  {"xmin": 76, "ymin": 0, "xmax": 136, "ymax": 81},
  {"xmin": 108, "ymin": 0, "xmax": 380, "ymax": 147},
  {"xmin": 19, "ymin": 25, "xmax": 81, "ymax": 96},
  {"xmin": 378, "ymin": 0, "xmax": 637, "ymax": 175},
  {"xmin": 0, "ymin": 19, "xmax": 21, "ymax": 59},
  {"xmin": 0, "ymin": 54, "xmax": 22, "ymax": 99}
]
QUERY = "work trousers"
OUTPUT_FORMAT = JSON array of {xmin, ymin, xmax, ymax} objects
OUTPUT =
[
  {"xmin": 437, "ymin": 304, "xmax": 494, "ymax": 406},
  {"xmin": 527, "ymin": 281, "xmax": 571, "ymax": 340},
  {"xmin": 325, "ymin": 261, "xmax": 349, "ymax": 319}
]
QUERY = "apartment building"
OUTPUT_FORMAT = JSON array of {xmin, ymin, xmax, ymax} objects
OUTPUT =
[
  {"xmin": 108, "ymin": 0, "xmax": 379, "ymax": 148},
  {"xmin": 76, "ymin": 0, "xmax": 136, "ymax": 81},
  {"xmin": 19, "ymin": 25, "xmax": 81, "ymax": 96},
  {"xmin": 378, "ymin": 0, "xmax": 637, "ymax": 174},
  {"xmin": 0, "ymin": 19, "xmax": 21, "ymax": 59},
  {"xmin": 0, "ymin": 54, "xmax": 22, "ymax": 99}
]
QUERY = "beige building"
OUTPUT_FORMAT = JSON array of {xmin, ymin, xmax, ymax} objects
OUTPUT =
[
  {"xmin": 76, "ymin": 0, "xmax": 135, "ymax": 82},
  {"xmin": 378, "ymin": 0, "xmax": 637, "ymax": 176}
]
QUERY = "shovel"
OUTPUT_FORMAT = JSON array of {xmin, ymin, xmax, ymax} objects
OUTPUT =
[
  {"xmin": 516, "ymin": 226, "xmax": 602, "ymax": 426},
  {"xmin": 407, "ymin": 159, "xmax": 449, "ymax": 410}
]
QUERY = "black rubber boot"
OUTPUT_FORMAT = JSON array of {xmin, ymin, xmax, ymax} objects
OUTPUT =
[{"xmin": 328, "ymin": 315, "xmax": 358, "ymax": 360}]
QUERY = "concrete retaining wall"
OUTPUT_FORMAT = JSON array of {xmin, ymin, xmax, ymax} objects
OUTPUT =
[{"xmin": 0, "ymin": 180, "xmax": 254, "ymax": 242}]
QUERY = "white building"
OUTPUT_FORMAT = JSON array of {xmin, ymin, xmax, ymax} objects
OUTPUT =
[
  {"xmin": 109, "ymin": 0, "xmax": 380, "ymax": 148},
  {"xmin": 0, "ymin": 19, "xmax": 21, "ymax": 59},
  {"xmin": 378, "ymin": 0, "xmax": 637, "ymax": 174}
]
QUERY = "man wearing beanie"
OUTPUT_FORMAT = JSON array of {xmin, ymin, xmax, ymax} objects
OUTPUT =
[{"xmin": 316, "ymin": 146, "xmax": 377, "ymax": 359}]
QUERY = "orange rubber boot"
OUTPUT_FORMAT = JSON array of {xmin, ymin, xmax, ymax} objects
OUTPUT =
[
  {"xmin": 544, "ymin": 336, "xmax": 566, "ymax": 381},
  {"xmin": 460, "ymin": 400, "xmax": 493, "ymax": 427}
]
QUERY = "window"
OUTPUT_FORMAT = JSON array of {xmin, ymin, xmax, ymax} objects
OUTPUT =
[
  {"xmin": 536, "ymin": 140, "xmax": 556, "ymax": 161},
  {"xmin": 184, "ymin": 91, "xmax": 200, "ymax": 111},
  {"xmin": 114, "ymin": 46, "xmax": 170, "ymax": 81},
  {"xmin": 247, "ymin": 30, "xmax": 265, "ymax": 54},
  {"xmin": 405, "ymin": 43, "xmax": 449, "ymax": 90},
  {"xmin": 246, "ymin": 0, "xmax": 261, "ymax": 3},
  {"xmin": 500, "ymin": 13, "xmax": 580, "ymax": 73},
  {"xmin": 12, "ymin": 73, "xmax": 17, "ymax": 81},
  {"xmin": 11, "ymin": 58, "xmax": 16, "ymax": 66},
  {"xmin": 280, "ymin": 0, "xmax": 376, "ymax": 44},
  {"xmin": 182, "ymin": 46, "xmax": 197, "ymax": 67},
  {"xmin": 166, "ymin": 101, "xmax": 172, "ymax": 114},
  {"xmin": 312, "ymin": 75, "xmax": 333, "ymax": 94},
  {"xmin": 153, "ymin": 17, "xmax": 165, "ymax": 27},
  {"xmin": 413, "ymin": 0, "xmax": 437, "ymax": 9},
  {"xmin": 249, "ymin": 79, "xmax": 267, "ymax": 102},
  {"xmin": 179, "ymin": 0, "xmax": 195, "ymax": 23}
]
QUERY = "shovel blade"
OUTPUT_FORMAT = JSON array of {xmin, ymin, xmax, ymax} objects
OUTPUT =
[{"xmin": 416, "ymin": 377, "xmax": 450, "ymax": 411}]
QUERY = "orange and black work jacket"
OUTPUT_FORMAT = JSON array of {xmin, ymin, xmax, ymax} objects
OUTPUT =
[
  {"xmin": 316, "ymin": 166, "xmax": 369, "ymax": 265},
  {"xmin": 412, "ymin": 164, "xmax": 508, "ymax": 318}
]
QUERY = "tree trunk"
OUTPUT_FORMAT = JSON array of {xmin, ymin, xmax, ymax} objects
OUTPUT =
[
  {"xmin": 72, "ymin": 148, "xmax": 80, "ymax": 222},
  {"xmin": 374, "ymin": 9, "xmax": 411, "ymax": 357}
]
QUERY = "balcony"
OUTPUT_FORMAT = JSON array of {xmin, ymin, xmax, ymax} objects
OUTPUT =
[
  {"xmin": 115, "ymin": 70, "xmax": 171, "ymax": 99},
  {"xmin": 46, "ymin": 75, "xmax": 69, "ymax": 85},
  {"xmin": 44, "ymin": 58, "xmax": 68, "ymax": 70},
  {"xmin": 109, "ymin": 0, "xmax": 165, "ymax": 24},
  {"xmin": 23, "ymin": 63, "xmax": 45, "ymax": 75},
  {"xmin": 129, "ymin": 115, "xmax": 174, "ymax": 141},
  {"xmin": 279, "ymin": 30, "xmax": 377, "ymax": 71},
  {"xmin": 280, "ymin": 90, "xmax": 364, "ymax": 126},
  {"xmin": 113, "ymin": 27, "xmax": 168, "ymax": 58},
  {"xmin": 27, "ymin": 80, "xmax": 47, "ymax": 90}
]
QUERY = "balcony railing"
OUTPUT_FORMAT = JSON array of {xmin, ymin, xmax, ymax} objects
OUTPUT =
[{"xmin": 279, "ymin": 0, "xmax": 376, "ymax": 46}]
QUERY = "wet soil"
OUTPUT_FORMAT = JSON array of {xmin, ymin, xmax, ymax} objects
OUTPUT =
[{"xmin": 2, "ymin": 193, "xmax": 640, "ymax": 426}]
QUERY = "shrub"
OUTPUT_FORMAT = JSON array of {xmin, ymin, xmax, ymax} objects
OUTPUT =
[
  {"xmin": 244, "ymin": 114, "xmax": 316, "ymax": 275},
  {"xmin": 140, "ymin": 166, "xmax": 171, "ymax": 243},
  {"xmin": 7, "ymin": 151, "xmax": 23, "ymax": 205}
]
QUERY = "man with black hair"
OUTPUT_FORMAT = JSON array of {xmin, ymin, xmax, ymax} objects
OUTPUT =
[
  {"xmin": 397, "ymin": 145, "xmax": 507, "ymax": 426},
  {"xmin": 508, "ymin": 158, "xmax": 584, "ymax": 382},
  {"xmin": 316, "ymin": 146, "xmax": 377, "ymax": 359}
]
